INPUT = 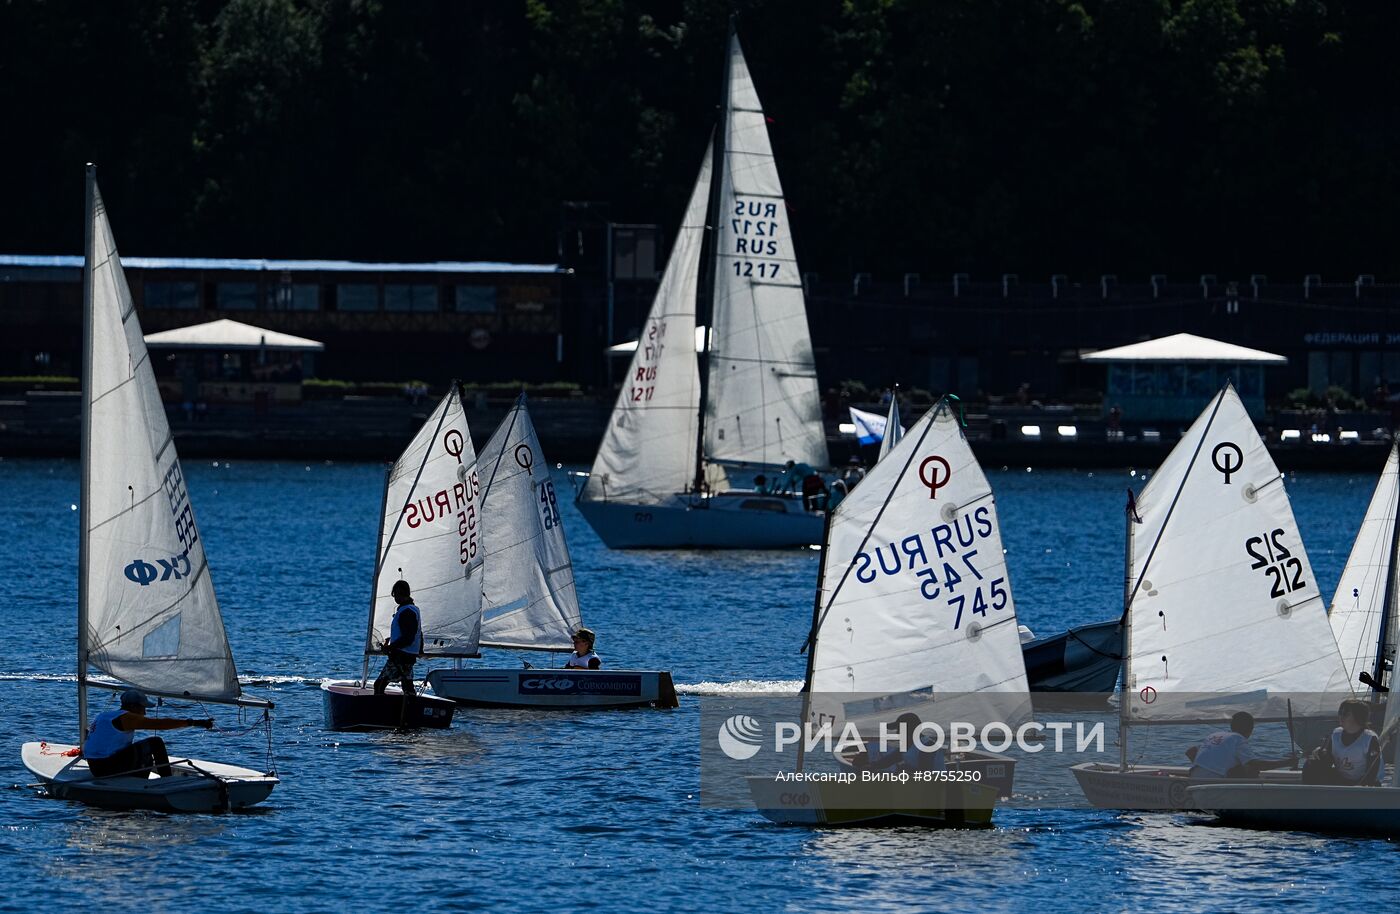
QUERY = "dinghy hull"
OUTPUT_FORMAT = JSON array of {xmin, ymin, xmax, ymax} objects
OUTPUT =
[
  {"xmin": 425, "ymin": 668, "xmax": 680, "ymax": 710},
  {"xmin": 576, "ymin": 492, "xmax": 824, "ymax": 549},
  {"xmin": 746, "ymin": 775, "xmax": 999, "ymax": 827},
  {"xmin": 320, "ymin": 682, "xmax": 457, "ymax": 731},
  {"xmin": 1187, "ymin": 783, "xmax": 1400, "ymax": 836},
  {"xmin": 22, "ymin": 741, "xmax": 277, "ymax": 813},
  {"xmin": 1022, "ymin": 619, "xmax": 1122, "ymax": 693},
  {"xmin": 1071, "ymin": 762, "xmax": 1303, "ymax": 810}
]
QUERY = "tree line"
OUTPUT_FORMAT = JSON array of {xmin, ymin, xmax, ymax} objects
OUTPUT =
[{"xmin": 3, "ymin": 0, "xmax": 1396, "ymax": 279}]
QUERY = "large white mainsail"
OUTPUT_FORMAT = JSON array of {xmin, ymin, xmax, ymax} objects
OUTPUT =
[
  {"xmin": 477, "ymin": 396, "xmax": 582, "ymax": 651},
  {"xmin": 1124, "ymin": 384, "xmax": 1351, "ymax": 722},
  {"xmin": 704, "ymin": 33, "xmax": 827, "ymax": 472},
  {"xmin": 1329, "ymin": 442, "xmax": 1399, "ymax": 690},
  {"xmin": 366, "ymin": 387, "xmax": 483, "ymax": 657},
  {"xmin": 580, "ymin": 147, "xmax": 710, "ymax": 505},
  {"xmin": 807, "ymin": 399, "xmax": 1029, "ymax": 729},
  {"xmin": 83, "ymin": 181, "xmax": 239, "ymax": 703}
]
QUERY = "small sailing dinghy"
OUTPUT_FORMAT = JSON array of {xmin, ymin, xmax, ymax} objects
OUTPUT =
[
  {"xmin": 22, "ymin": 166, "xmax": 278, "ymax": 812},
  {"xmin": 1071, "ymin": 382, "xmax": 1353, "ymax": 809},
  {"xmin": 321, "ymin": 384, "xmax": 479, "ymax": 731},
  {"xmin": 877, "ymin": 390, "xmax": 903, "ymax": 462},
  {"xmin": 426, "ymin": 396, "xmax": 678, "ymax": 709},
  {"xmin": 748, "ymin": 398, "xmax": 1029, "ymax": 826},
  {"xmin": 1020, "ymin": 618, "xmax": 1123, "ymax": 694},
  {"xmin": 1187, "ymin": 691, "xmax": 1400, "ymax": 835},
  {"xmin": 575, "ymin": 23, "xmax": 829, "ymax": 549}
]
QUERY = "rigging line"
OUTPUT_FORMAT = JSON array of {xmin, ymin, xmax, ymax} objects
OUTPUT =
[
  {"xmin": 802, "ymin": 398, "xmax": 949, "ymax": 653},
  {"xmin": 1121, "ymin": 384, "xmax": 1231, "ymax": 619},
  {"xmin": 480, "ymin": 400, "xmax": 524, "ymax": 505},
  {"xmin": 373, "ymin": 391, "xmax": 457, "ymax": 585}
]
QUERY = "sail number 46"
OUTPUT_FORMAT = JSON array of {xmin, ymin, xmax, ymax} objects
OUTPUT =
[
  {"xmin": 1244, "ymin": 528, "xmax": 1305, "ymax": 597},
  {"xmin": 914, "ymin": 549, "xmax": 1008, "ymax": 629}
]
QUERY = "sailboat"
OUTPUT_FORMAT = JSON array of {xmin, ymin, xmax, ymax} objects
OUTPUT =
[
  {"xmin": 876, "ymin": 391, "xmax": 903, "ymax": 462},
  {"xmin": 1071, "ymin": 382, "xmax": 1354, "ymax": 809},
  {"xmin": 748, "ymin": 398, "xmax": 1028, "ymax": 826},
  {"xmin": 575, "ymin": 24, "xmax": 829, "ymax": 549},
  {"xmin": 426, "ymin": 395, "xmax": 678, "ymax": 708},
  {"xmin": 1187, "ymin": 676, "xmax": 1400, "ymax": 835},
  {"xmin": 321, "ymin": 384, "xmax": 478, "ymax": 730},
  {"xmin": 21, "ymin": 166, "xmax": 279, "ymax": 812}
]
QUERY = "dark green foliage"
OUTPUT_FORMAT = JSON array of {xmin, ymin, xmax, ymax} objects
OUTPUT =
[{"xmin": 1, "ymin": 0, "xmax": 1396, "ymax": 275}]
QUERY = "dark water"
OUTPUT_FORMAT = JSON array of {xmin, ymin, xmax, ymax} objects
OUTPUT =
[{"xmin": 1, "ymin": 459, "xmax": 1394, "ymax": 913}]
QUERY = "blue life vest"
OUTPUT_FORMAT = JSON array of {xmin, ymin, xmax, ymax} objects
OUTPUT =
[{"xmin": 84, "ymin": 709, "xmax": 134, "ymax": 760}]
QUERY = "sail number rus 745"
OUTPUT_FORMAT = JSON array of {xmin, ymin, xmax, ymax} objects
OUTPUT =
[
  {"xmin": 1245, "ymin": 528, "xmax": 1306, "ymax": 597},
  {"xmin": 851, "ymin": 505, "xmax": 1009, "ymax": 630}
]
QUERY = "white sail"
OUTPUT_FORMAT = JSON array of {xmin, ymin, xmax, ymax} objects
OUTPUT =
[
  {"xmin": 704, "ymin": 34, "xmax": 828, "ymax": 472},
  {"xmin": 367, "ymin": 388, "xmax": 483, "ymax": 656},
  {"xmin": 83, "ymin": 183, "xmax": 240, "ymax": 701},
  {"xmin": 1125, "ymin": 384, "xmax": 1352, "ymax": 721},
  {"xmin": 878, "ymin": 393, "xmax": 904, "ymax": 462},
  {"xmin": 809, "ymin": 400, "xmax": 1030, "ymax": 729},
  {"xmin": 1329, "ymin": 443, "xmax": 1399, "ymax": 690},
  {"xmin": 580, "ymin": 147, "xmax": 710, "ymax": 505},
  {"xmin": 477, "ymin": 397, "xmax": 582, "ymax": 650}
]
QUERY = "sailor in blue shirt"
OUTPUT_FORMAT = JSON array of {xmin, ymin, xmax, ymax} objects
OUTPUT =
[{"xmin": 374, "ymin": 579, "xmax": 423, "ymax": 700}]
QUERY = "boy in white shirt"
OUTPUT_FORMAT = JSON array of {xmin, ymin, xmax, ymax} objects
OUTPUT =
[{"xmin": 1186, "ymin": 711, "xmax": 1297, "ymax": 778}]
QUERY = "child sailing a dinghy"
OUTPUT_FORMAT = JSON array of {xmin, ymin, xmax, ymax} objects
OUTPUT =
[
  {"xmin": 564, "ymin": 629, "xmax": 601, "ymax": 669},
  {"xmin": 1303, "ymin": 699, "xmax": 1382, "ymax": 786},
  {"xmin": 1186, "ymin": 712, "xmax": 1297, "ymax": 779}
]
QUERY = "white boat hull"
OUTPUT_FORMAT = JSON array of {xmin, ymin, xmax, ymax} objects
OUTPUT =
[
  {"xmin": 1071, "ymin": 762, "xmax": 1302, "ymax": 810},
  {"xmin": 21, "ymin": 741, "xmax": 277, "ymax": 813},
  {"xmin": 575, "ymin": 491, "xmax": 823, "ymax": 549},
  {"xmin": 425, "ymin": 668, "xmax": 679, "ymax": 710},
  {"xmin": 746, "ymin": 775, "xmax": 998, "ymax": 827},
  {"xmin": 1187, "ymin": 783, "xmax": 1400, "ymax": 835}
]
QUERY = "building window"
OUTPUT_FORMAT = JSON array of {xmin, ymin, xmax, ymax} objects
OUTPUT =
[
  {"xmin": 217, "ymin": 282, "xmax": 258, "ymax": 311},
  {"xmin": 146, "ymin": 281, "xmax": 199, "ymax": 310},
  {"xmin": 385, "ymin": 284, "xmax": 439, "ymax": 312},
  {"xmin": 270, "ymin": 283, "xmax": 320, "ymax": 311},
  {"xmin": 454, "ymin": 285, "xmax": 497, "ymax": 313},
  {"xmin": 338, "ymin": 283, "xmax": 379, "ymax": 312}
]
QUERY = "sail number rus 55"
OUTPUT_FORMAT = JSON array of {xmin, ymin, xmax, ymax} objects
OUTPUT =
[
  {"xmin": 403, "ymin": 471, "xmax": 483, "ymax": 564},
  {"xmin": 852, "ymin": 506, "xmax": 1008, "ymax": 630}
]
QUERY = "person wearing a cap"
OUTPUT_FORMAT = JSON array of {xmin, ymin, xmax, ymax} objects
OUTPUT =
[
  {"xmin": 82, "ymin": 689, "xmax": 213, "ymax": 778},
  {"xmin": 563, "ymin": 629, "xmax": 602, "ymax": 669}
]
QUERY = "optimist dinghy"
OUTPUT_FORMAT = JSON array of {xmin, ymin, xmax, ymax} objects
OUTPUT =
[
  {"xmin": 1071, "ymin": 383, "xmax": 1354, "ymax": 809},
  {"xmin": 321, "ymin": 384, "xmax": 479, "ymax": 730},
  {"xmin": 749, "ymin": 397, "xmax": 1031, "ymax": 826},
  {"xmin": 22, "ymin": 167, "xmax": 278, "ymax": 813},
  {"xmin": 425, "ymin": 395, "xmax": 677, "ymax": 709}
]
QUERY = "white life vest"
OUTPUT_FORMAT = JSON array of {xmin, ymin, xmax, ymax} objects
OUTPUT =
[
  {"xmin": 1329, "ymin": 728, "xmax": 1376, "ymax": 783},
  {"xmin": 390, "ymin": 603, "xmax": 423, "ymax": 656},
  {"xmin": 564, "ymin": 651, "xmax": 600, "ymax": 669},
  {"xmin": 84, "ymin": 709, "xmax": 134, "ymax": 760}
]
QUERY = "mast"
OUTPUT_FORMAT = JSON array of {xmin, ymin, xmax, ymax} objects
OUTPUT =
[
  {"xmin": 360, "ymin": 464, "xmax": 394, "ymax": 686},
  {"xmin": 691, "ymin": 14, "xmax": 736, "ymax": 498},
  {"xmin": 77, "ymin": 164, "xmax": 95, "ymax": 747},
  {"xmin": 795, "ymin": 510, "xmax": 833, "ymax": 772},
  {"xmin": 1370, "ymin": 441, "xmax": 1400, "ymax": 700},
  {"xmin": 1118, "ymin": 489, "xmax": 1137, "ymax": 772}
]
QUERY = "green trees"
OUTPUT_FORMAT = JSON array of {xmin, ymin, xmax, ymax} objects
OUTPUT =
[{"xmin": 1, "ymin": 0, "xmax": 1395, "ymax": 275}]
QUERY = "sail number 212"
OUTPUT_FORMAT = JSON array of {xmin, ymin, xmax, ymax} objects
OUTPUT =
[{"xmin": 1244, "ymin": 528, "xmax": 1305, "ymax": 597}]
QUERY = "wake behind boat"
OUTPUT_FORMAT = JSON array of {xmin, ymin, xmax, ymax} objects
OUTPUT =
[
  {"xmin": 22, "ymin": 167, "xmax": 278, "ymax": 813},
  {"xmin": 426, "ymin": 395, "xmax": 677, "ymax": 710},
  {"xmin": 575, "ymin": 23, "xmax": 828, "ymax": 550}
]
